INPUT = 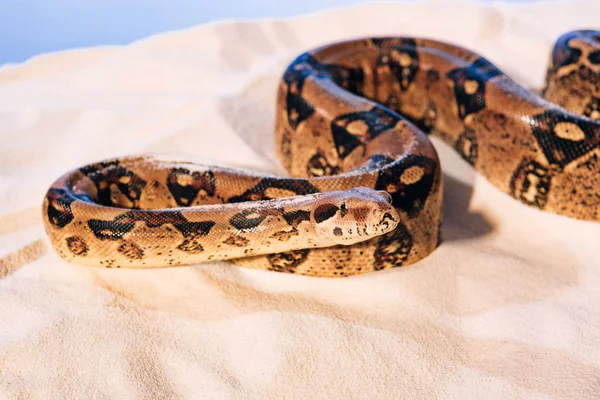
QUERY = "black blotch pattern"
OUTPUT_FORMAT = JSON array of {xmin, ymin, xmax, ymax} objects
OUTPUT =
[
  {"xmin": 330, "ymin": 123, "xmax": 362, "ymax": 159},
  {"xmin": 510, "ymin": 159, "xmax": 552, "ymax": 208},
  {"xmin": 333, "ymin": 227, "xmax": 343, "ymax": 237},
  {"xmin": 282, "ymin": 210, "xmax": 311, "ymax": 227},
  {"xmin": 306, "ymin": 152, "xmax": 341, "ymax": 177},
  {"xmin": 589, "ymin": 50, "xmax": 600, "ymax": 65},
  {"xmin": 375, "ymin": 38, "xmax": 419, "ymax": 91},
  {"xmin": 283, "ymin": 52, "xmax": 369, "ymax": 130},
  {"xmin": 510, "ymin": 159, "xmax": 552, "ymax": 209},
  {"xmin": 331, "ymin": 105, "xmax": 402, "ymax": 159},
  {"xmin": 177, "ymin": 239, "xmax": 204, "ymax": 254},
  {"xmin": 375, "ymin": 155, "xmax": 437, "ymax": 218},
  {"xmin": 87, "ymin": 219, "xmax": 134, "ymax": 241},
  {"xmin": 369, "ymin": 38, "xmax": 389, "ymax": 47},
  {"xmin": 583, "ymin": 97, "xmax": 600, "ymax": 119},
  {"xmin": 270, "ymin": 230, "xmax": 299, "ymax": 241},
  {"xmin": 313, "ymin": 203, "xmax": 340, "ymax": 223},
  {"xmin": 118, "ymin": 241, "xmax": 145, "ymax": 260},
  {"xmin": 426, "ymin": 69, "xmax": 440, "ymax": 82},
  {"xmin": 227, "ymin": 178, "xmax": 319, "ymax": 203},
  {"xmin": 373, "ymin": 222, "xmax": 412, "ymax": 270},
  {"xmin": 529, "ymin": 110, "xmax": 599, "ymax": 168},
  {"xmin": 88, "ymin": 211, "xmax": 216, "ymax": 240},
  {"xmin": 324, "ymin": 64, "xmax": 366, "ymax": 96},
  {"xmin": 266, "ymin": 249, "xmax": 310, "ymax": 273},
  {"xmin": 280, "ymin": 128, "xmax": 293, "ymax": 171},
  {"xmin": 447, "ymin": 57, "xmax": 502, "ymax": 119},
  {"xmin": 79, "ymin": 160, "xmax": 147, "ymax": 207},
  {"xmin": 283, "ymin": 53, "xmax": 321, "ymax": 129},
  {"xmin": 66, "ymin": 236, "xmax": 88, "ymax": 256},
  {"xmin": 223, "ymin": 235, "xmax": 250, "ymax": 247},
  {"xmin": 46, "ymin": 188, "xmax": 75, "ymax": 228},
  {"xmin": 229, "ymin": 208, "xmax": 281, "ymax": 231},
  {"xmin": 551, "ymin": 31, "xmax": 583, "ymax": 69},
  {"xmin": 166, "ymin": 168, "xmax": 215, "ymax": 207},
  {"xmin": 454, "ymin": 128, "xmax": 479, "ymax": 166},
  {"xmin": 414, "ymin": 103, "xmax": 437, "ymax": 134}
]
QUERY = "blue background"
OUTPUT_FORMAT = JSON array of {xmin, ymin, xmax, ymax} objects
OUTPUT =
[
  {"xmin": 0, "ymin": 0, "xmax": 536, "ymax": 65},
  {"xmin": 0, "ymin": 0, "xmax": 388, "ymax": 65}
]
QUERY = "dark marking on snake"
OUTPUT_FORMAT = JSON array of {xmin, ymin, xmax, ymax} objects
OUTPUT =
[
  {"xmin": 331, "ymin": 105, "xmax": 402, "ymax": 159},
  {"xmin": 373, "ymin": 222, "xmax": 413, "ymax": 270},
  {"xmin": 267, "ymin": 249, "xmax": 310, "ymax": 273},
  {"xmin": 447, "ymin": 57, "xmax": 502, "ymax": 119},
  {"xmin": 551, "ymin": 31, "xmax": 583, "ymax": 69},
  {"xmin": 415, "ymin": 103, "xmax": 437, "ymax": 133},
  {"xmin": 454, "ymin": 128, "xmax": 479, "ymax": 166},
  {"xmin": 46, "ymin": 188, "xmax": 75, "ymax": 228},
  {"xmin": 307, "ymin": 152, "xmax": 341, "ymax": 177},
  {"xmin": 282, "ymin": 210, "xmax": 311, "ymax": 227},
  {"xmin": 510, "ymin": 159, "xmax": 552, "ymax": 209},
  {"xmin": 324, "ymin": 64, "xmax": 366, "ymax": 96},
  {"xmin": 177, "ymin": 238, "xmax": 204, "ymax": 254},
  {"xmin": 88, "ymin": 211, "xmax": 215, "ymax": 240},
  {"xmin": 280, "ymin": 128, "xmax": 293, "ymax": 171},
  {"xmin": 583, "ymin": 97, "xmax": 600, "ymax": 119},
  {"xmin": 375, "ymin": 155, "xmax": 437, "ymax": 218},
  {"xmin": 529, "ymin": 110, "xmax": 600, "ymax": 168},
  {"xmin": 270, "ymin": 229, "xmax": 299, "ymax": 241},
  {"xmin": 283, "ymin": 53, "xmax": 319, "ymax": 129},
  {"xmin": 589, "ymin": 50, "xmax": 600, "ymax": 65},
  {"xmin": 66, "ymin": 236, "xmax": 88, "ymax": 256},
  {"xmin": 229, "ymin": 208, "xmax": 281, "ymax": 231},
  {"xmin": 79, "ymin": 160, "xmax": 147, "ymax": 207},
  {"xmin": 376, "ymin": 38, "xmax": 419, "ymax": 91},
  {"xmin": 223, "ymin": 235, "xmax": 250, "ymax": 247},
  {"xmin": 313, "ymin": 203, "xmax": 340, "ymax": 223},
  {"xmin": 118, "ymin": 241, "xmax": 145, "ymax": 260},
  {"xmin": 166, "ymin": 168, "xmax": 216, "ymax": 207}
]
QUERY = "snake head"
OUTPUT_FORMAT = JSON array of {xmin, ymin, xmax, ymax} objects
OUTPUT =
[{"xmin": 311, "ymin": 187, "xmax": 400, "ymax": 245}]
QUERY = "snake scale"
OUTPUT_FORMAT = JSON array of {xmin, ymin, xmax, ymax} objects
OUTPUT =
[{"xmin": 42, "ymin": 30, "xmax": 600, "ymax": 277}]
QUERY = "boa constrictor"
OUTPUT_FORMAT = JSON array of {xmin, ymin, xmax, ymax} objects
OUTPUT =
[{"xmin": 42, "ymin": 30, "xmax": 600, "ymax": 277}]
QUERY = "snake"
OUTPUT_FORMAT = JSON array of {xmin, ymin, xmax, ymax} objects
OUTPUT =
[{"xmin": 42, "ymin": 30, "xmax": 600, "ymax": 277}]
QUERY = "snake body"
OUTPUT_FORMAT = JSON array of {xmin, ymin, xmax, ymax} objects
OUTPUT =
[{"xmin": 42, "ymin": 30, "xmax": 600, "ymax": 277}]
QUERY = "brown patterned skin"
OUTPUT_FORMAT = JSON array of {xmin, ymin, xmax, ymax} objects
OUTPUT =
[{"xmin": 42, "ymin": 30, "xmax": 600, "ymax": 277}]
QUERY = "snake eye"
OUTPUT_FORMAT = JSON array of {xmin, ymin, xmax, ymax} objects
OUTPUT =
[{"xmin": 340, "ymin": 202, "xmax": 347, "ymax": 217}]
